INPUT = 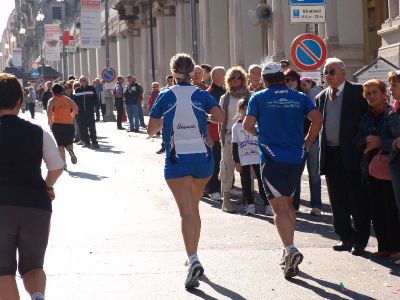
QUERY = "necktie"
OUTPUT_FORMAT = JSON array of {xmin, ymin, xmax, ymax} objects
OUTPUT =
[{"xmin": 331, "ymin": 87, "xmax": 338, "ymax": 101}]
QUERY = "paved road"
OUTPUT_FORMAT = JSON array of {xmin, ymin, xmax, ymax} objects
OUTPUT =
[{"xmin": 16, "ymin": 111, "xmax": 400, "ymax": 299}]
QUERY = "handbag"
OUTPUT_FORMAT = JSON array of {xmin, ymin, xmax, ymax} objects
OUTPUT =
[{"xmin": 369, "ymin": 151, "xmax": 391, "ymax": 181}]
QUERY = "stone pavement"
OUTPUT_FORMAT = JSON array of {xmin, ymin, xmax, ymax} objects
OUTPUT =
[{"xmin": 15, "ymin": 111, "xmax": 400, "ymax": 299}]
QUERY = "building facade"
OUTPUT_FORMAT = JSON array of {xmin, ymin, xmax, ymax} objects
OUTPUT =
[{"xmin": 2, "ymin": 0, "xmax": 398, "ymax": 94}]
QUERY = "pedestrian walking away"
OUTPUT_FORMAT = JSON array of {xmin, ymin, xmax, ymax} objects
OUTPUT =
[
  {"xmin": 0, "ymin": 73, "xmax": 64, "ymax": 300},
  {"xmin": 47, "ymin": 83, "xmax": 79, "ymax": 171},
  {"xmin": 243, "ymin": 62, "xmax": 323, "ymax": 279},
  {"xmin": 147, "ymin": 53, "xmax": 225, "ymax": 290}
]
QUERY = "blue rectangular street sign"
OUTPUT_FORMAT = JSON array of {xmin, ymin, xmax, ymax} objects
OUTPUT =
[{"xmin": 289, "ymin": 0, "xmax": 326, "ymax": 5}]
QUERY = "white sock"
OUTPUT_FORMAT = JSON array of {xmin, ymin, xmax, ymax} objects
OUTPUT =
[
  {"xmin": 285, "ymin": 244, "xmax": 295, "ymax": 254},
  {"xmin": 188, "ymin": 254, "xmax": 199, "ymax": 266},
  {"xmin": 31, "ymin": 292, "xmax": 44, "ymax": 300}
]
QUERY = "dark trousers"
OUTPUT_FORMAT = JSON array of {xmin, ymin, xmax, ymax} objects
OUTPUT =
[
  {"xmin": 367, "ymin": 176, "xmax": 400, "ymax": 252},
  {"xmin": 241, "ymin": 164, "xmax": 269, "ymax": 206},
  {"xmin": 206, "ymin": 141, "xmax": 221, "ymax": 194},
  {"xmin": 324, "ymin": 146, "xmax": 370, "ymax": 246},
  {"xmin": 101, "ymin": 104, "xmax": 106, "ymax": 118},
  {"xmin": 95, "ymin": 101, "xmax": 100, "ymax": 121},
  {"xmin": 77, "ymin": 110, "xmax": 97, "ymax": 144},
  {"xmin": 28, "ymin": 103, "xmax": 35, "ymax": 119},
  {"xmin": 390, "ymin": 156, "xmax": 400, "ymax": 222},
  {"xmin": 115, "ymin": 98, "xmax": 124, "ymax": 129}
]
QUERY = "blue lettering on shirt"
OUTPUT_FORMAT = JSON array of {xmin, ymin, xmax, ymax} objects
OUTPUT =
[{"xmin": 246, "ymin": 85, "xmax": 316, "ymax": 164}]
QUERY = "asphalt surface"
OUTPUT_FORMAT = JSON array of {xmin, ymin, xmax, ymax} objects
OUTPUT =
[{"xmin": 15, "ymin": 111, "xmax": 400, "ymax": 299}]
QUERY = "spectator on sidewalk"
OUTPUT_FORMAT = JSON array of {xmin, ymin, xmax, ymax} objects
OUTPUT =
[
  {"xmin": 232, "ymin": 99, "xmax": 272, "ymax": 216},
  {"xmin": 147, "ymin": 53, "xmax": 225, "ymax": 290},
  {"xmin": 93, "ymin": 78, "xmax": 102, "ymax": 122},
  {"xmin": 201, "ymin": 63, "xmax": 212, "ymax": 85},
  {"xmin": 0, "ymin": 73, "xmax": 64, "ymax": 300},
  {"xmin": 205, "ymin": 66, "xmax": 226, "ymax": 202},
  {"xmin": 113, "ymin": 76, "xmax": 125, "ymax": 130},
  {"xmin": 219, "ymin": 66, "xmax": 252, "ymax": 213},
  {"xmin": 315, "ymin": 57, "xmax": 370, "ymax": 256},
  {"xmin": 125, "ymin": 74, "xmax": 143, "ymax": 133},
  {"xmin": 74, "ymin": 76, "xmax": 100, "ymax": 149},
  {"xmin": 192, "ymin": 65, "xmax": 209, "ymax": 90},
  {"xmin": 247, "ymin": 64, "xmax": 264, "ymax": 92}
]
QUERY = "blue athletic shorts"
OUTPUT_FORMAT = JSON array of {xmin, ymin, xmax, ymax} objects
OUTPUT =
[
  {"xmin": 164, "ymin": 157, "xmax": 214, "ymax": 180},
  {"xmin": 261, "ymin": 160, "xmax": 305, "ymax": 200}
]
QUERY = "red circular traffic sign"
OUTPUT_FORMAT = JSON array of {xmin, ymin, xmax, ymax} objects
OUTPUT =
[
  {"xmin": 101, "ymin": 67, "xmax": 117, "ymax": 83},
  {"xmin": 290, "ymin": 33, "xmax": 327, "ymax": 71}
]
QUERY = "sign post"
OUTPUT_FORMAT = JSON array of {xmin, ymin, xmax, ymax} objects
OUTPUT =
[
  {"xmin": 290, "ymin": 33, "xmax": 327, "ymax": 71},
  {"xmin": 289, "ymin": 0, "xmax": 326, "ymax": 24}
]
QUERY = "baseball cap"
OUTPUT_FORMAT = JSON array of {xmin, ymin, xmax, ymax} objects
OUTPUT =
[{"xmin": 262, "ymin": 62, "xmax": 282, "ymax": 75}]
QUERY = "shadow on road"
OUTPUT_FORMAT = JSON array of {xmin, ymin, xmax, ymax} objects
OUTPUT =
[
  {"xmin": 366, "ymin": 253, "xmax": 400, "ymax": 277},
  {"xmin": 67, "ymin": 171, "xmax": 109, "ymax": 181},
  {"xmin": 188, "ymin": 275, "xmax": 246, "ymax": 300},
  {"xmin": 290, "ymin": 272, "xmax": 375, "ymax": 300},
  {"xmin": 95, "ymin": 144, "xmax": 124, "ymax": 154}
]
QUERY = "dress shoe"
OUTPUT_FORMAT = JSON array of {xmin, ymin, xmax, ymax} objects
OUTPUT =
[
  {"xmin": 351, "ymin": 245, "xmax": 366, "ymax": 256},
  {"xmin": 332, "ymin": 241, "xmax": 352, "ymax": 252}
]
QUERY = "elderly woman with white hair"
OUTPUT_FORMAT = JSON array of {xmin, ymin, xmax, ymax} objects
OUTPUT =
[{"xmin": 247, "ymin": 64, "xmax": 264, "ymax": 92}]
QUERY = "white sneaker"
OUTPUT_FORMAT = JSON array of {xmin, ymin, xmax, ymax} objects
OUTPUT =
[
  {"xmin": 244, "ymin": 204, "xmax": 255, "ymax": 215},
  {"xmin": 230, "ymin": 188, "xmax": 241, "ymax": 196},
  {"xmin": 210, "ymin": 192, "xmax": 222, "ymax": 202},
  {"xmin": 265, "ymin": 205, "xmax": 273, "ymax": 216}
]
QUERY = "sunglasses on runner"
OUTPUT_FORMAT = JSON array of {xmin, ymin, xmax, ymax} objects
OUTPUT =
[{"xmin": 231, "ymin": 75, "xmax": 242, "ymax": 81}]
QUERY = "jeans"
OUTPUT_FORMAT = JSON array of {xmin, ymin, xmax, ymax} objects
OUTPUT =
[
  {"xmin": 294, "ymin": 139, "xmax": 322, "ymax": 209},
  {"xmin": 138, "ymin": 104, "xmax": 146, "ymax": 127},
  {"xmin": 28, "ymin": 103, "xmax": 35, "ymax": 119},
  {"xmin": 77, "ymin": 110, "xmax": 98, "ymax": 144},
  {"xmin": 126, "ymin": 104, "xmax": 140, "ymax": 131}
]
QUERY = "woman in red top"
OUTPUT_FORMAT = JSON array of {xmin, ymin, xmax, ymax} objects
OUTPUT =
[
  {"xmin": 148, "ymin": 82, "xmax": 160, "ymax": 111},
  {"xmin": 47, "ymin": 84, "xmax": 79, "ymax": 170}
]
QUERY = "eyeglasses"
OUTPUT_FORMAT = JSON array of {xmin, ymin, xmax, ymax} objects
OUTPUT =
[
  {"xmin": 324, "ymin": 69, "xmax": 337, "ymax": 76},
  {"xmin": 231, "ymin": 76, "xmax": 242, "ymax": 81},
  {"xmin": 285, "ymin": 78, "xmax": 297, "ymax": 83}
]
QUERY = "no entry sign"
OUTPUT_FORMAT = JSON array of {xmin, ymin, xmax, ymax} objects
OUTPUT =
[
  {"xmin": 101, "ymin": 67, "xmax": 117, "ymax": 83},
  {"xmin": 290, "ymin": 33, "xmax": 327, "ymax": 71}
]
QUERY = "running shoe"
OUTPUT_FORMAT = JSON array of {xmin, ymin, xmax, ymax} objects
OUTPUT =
[
  {"xmin": 185, "ymin": 261, "xmax": 204, "ymax": 290},
  {"xmin": 244, "ymin": 204, "xmax": 255, "ymax": 216},
  {"xmin": 67, "ymin": 149, "xmax": 77, "ymax": 164},
  {"xmin": 283, "ymin": 247, "xmax": 303, "ymax": 279}
]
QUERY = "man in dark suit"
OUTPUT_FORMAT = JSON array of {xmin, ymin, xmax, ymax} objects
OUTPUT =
[{"xmin": 316, "ymin": 58, "xmax": 370, "ymax": 256}]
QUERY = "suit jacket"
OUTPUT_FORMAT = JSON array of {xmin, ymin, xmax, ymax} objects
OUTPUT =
[{"xmin": 316, "ymin": 81, "xmax": 368, "ymax": 175}]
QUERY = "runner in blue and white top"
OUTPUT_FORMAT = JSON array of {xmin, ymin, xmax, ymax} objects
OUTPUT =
[
  {"xmin": 243, "ymin": 62, "xmax": 323, "ymax": 280},
  {"xmin": 147, "ymin": 53, "xmax": 225, "ymax": 291}
]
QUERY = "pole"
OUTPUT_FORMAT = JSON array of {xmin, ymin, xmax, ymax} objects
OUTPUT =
[
  {"xmin": 41, "ymin": 28, "xmax": 45, "ymax": 81},
  {"xmin": 105, "ymin": 0, "xmax": 110, "ymax": 68},
  {"xmin": 149, "ymin": 0, "xmax": 155, "ymax": 82},
  {"xmin": 190, "ymin": 0, "xmax": 198, "ymax": 62},
  {"xmin": 62, "ymin": 25, "xmax": 67, "ymax": 80}
]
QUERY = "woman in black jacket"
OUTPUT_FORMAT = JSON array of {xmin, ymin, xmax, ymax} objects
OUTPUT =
[{"xmin": 354, "ymin": 79, "xmax": 400, "ymax": 262}]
